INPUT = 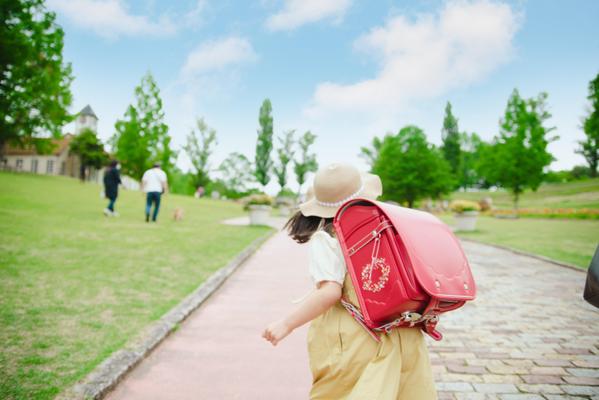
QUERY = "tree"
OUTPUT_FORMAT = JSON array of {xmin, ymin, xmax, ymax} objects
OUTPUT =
[
  {"xmin": 69, "ymin": 128, "xmax": 108, "ymax": 181},
  {"xmin": 429, "ymin": 148, "xmax": 456, "ymax": 200},
  {"xmin": 112, "ymin": 72, "xmax": 175, "ymax": 180},
  {"xmin": 183, "ymin": 117, "xmax": 217, "ymax": 188},
  {"xmin": 273, "ymin": 129, "xmax": 295, "ymax": 192},
  {"xmin": 169, "ymin": 166, "xmax": 195, "ymax": 196},
  {"xmin": 570, "ymin": 165, "xmax": 591, "ymax": 180},
  {"xmin": 255, "ymin": 98, "xmax": 274, "ymax": 187},
  {"xmin": 372, "ymin": 126, "xmax": 454, "ymax": 208},
  {"xmin": 219, "ymin": 152, "xmax": 254, "ymax": 194},
  {"xmin": 441, "ymin": 102, "xmax": 461, "ymax": 180},
  {"xmin": 577, "ymin": 72, "xmax": 599, "ymax": 177},
  {"xmin": 489, "ymin": 89, "xmax": 557, "ymax": 210},
  {"xmin": 359, "ymin": 135, "xmax": 387, "ymax": 169},
  {"xmin": 475, "ymin": 140, "xmax": 501, "ymax": 188},
  {"xmin": 458, "ymin": 132, "xmax": 483, "ymax": 189},
  {"xmin": 0, "ymin": 0, "xmax": 74, "ymax": 157},
  {"xmin": 293, "ymin": 131, "xmax": 318, "ymax": 195}
]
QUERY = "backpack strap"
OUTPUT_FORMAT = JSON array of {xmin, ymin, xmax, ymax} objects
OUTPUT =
[
  {"xmin": 420, "ymin": 298, "xmax": 443, "ymax": 341},
  {"xmin": 347, "ymin": 220, "xmax": 393, "ymax": 256},
  {"xmin": 340, "ymin": 298, "xmax": 381, "ymax": 342}
]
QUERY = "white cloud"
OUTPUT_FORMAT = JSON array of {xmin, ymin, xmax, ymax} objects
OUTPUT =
[
  {"xmin": 183, "ymin": 0, "xmax": 207, "ymax": 28},
  {"xmin": 266, "ymin": 0, "xmax": 352, "ymax": 31},
  {"xmin": 306, "ymin": 0, "xmax": 521, "ymax": 117},
  {"xmin": 181, "ymin": 37, "xmax": 257, "ymax": 77},
  {"xmin": 47, "ymin": 0, "xmax": 177, "ymax": 38}
]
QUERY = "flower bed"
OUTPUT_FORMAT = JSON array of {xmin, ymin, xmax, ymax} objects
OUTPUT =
[{"xmin": 492, "ymin": 208, "xmax": 599, "ymax": 220}]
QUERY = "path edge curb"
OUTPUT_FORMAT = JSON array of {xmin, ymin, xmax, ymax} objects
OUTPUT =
[
  {"xmin": 459, "ymin": 237, "xmax": 585, "ymax": 273},
  {"xmin": 59, "ymin": 230, "xmax": 275, "ymax": 400}
]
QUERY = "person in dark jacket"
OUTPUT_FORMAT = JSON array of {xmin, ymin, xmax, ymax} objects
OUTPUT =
[{"xmin": 103, "ymin": 160, "xmax": 122, "ymax": 217}]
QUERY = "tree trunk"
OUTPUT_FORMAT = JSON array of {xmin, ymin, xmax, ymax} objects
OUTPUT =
[
  {"xmin": 513, "ymin": 192, "xmax": 519, "ymax": 218},
  {"xmin": 0, "ymin": 138, "xmax": 5, "ymax": 162},
  {"xmin": 79, "ymin": 164, "xmax": 86, "ymax": 181}
]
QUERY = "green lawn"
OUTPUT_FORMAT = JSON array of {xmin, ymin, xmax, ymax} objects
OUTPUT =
[
  {"xmin": 0, "ymin": 172, "xmax": 271, "ymax": 400},
  {"xmin": 440, "ymin": 215, "xmax": 598, "ymax": 269},
  {"xmin": 450, "ymin": 178, "xmax": 599, "ymax": 210}
]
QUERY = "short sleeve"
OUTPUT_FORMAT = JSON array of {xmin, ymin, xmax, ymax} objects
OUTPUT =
[{"xmin": 308, "ymin": 231, "xmax": 346, "ymax": 286}]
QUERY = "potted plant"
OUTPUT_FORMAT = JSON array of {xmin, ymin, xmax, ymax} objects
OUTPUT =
[
  {"xmin": 275, "ymin": 188, "xmax": 297, "ymax": 217},
  {"xmin": 450, "ymin": 200, "xmax": 481, "ymax": 231},
  {"xmin": 243, "ymin": 194, "xmax": 273, "ymax": 225}
]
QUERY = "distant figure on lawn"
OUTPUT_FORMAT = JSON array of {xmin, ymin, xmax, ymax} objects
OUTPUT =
[
  {"xmin": 194, "ymin": 185, "xmax": 205, "ymax": 199},
  {"xmin": 103, "ymin": 160, "xmax": 122, "ymax": 217},
  {"xmin": 142, "ymin": 163, "xmax": 168, "ymax": 222}
]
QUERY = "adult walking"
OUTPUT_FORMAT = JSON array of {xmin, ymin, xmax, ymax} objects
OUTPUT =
[
  {"xmin": 103, "ymin": 160, "xmax": 121, "ymax": 217},
  {"xmin": 142, "ymin": 163, "xmax": 168, "ymax": 222}
]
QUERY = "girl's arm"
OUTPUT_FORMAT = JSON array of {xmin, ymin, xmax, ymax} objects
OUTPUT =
[{"xmin": 262, "ymin": 281, "xmax": 342, "ymax": 346}]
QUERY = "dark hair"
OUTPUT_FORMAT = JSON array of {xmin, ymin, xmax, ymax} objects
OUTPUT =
[
  {"xmin": 153, "ymin": 162, "xmax": 161, "ymax": 168},
  {"xmin": 284, "ymin": 211, "xmax": 335, "ymax": 244},
  {"xmin": 109, "ymin": 160, "xmax": 118, "ymax": 168}
]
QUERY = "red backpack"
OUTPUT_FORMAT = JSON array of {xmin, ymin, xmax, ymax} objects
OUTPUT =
[{"xmin": 333, "ymin": 198, "xmax": 476, "ymax": 341}]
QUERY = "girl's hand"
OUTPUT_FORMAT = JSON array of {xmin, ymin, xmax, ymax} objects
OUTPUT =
[{"xmin": 262, "ymin": 320, "xmax": 292, "ymax": 346}]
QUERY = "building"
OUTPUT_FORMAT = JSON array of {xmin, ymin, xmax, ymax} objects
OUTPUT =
[
  {"xmin": 1, "ymin": 105, "xmax": 101, "ymax": 178},
  {"xmin": 1, "ymin": 133, "xmax": 81, "ymax": 177},
  {"xmin": 1, "ymin": 105, "xmax": 139, "ymax": 190}
]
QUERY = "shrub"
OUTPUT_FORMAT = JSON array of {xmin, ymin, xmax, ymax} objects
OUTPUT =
[
  {"xmin": 242, "ymin": 194, "xmax": 273, "ymax": 211},
  {"xmin": 276, "ymin": 187, "xmax": 297, "ymax": 199},
  {"xmin": 478, "ymin": 197, "xmax": 493, "ymax": 212},
  {"xmin": 450, "ymin": 200, "xmax": 481, "ymax": 213}
]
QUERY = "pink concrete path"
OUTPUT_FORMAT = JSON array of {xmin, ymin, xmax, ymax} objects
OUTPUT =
[{"xmin": 105, "ymin": 231, "xmax": 313, "ymax": 400}]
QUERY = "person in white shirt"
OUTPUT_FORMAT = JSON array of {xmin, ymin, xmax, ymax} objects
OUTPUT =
[{"xmin": 141, "ymin": 163, "xmax": 168, "ymax": 222}]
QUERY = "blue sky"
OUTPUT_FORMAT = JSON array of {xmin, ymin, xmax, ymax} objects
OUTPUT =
[{"xmin": 47, "ymin": 0, "xmax": 599, "ymax": 190}]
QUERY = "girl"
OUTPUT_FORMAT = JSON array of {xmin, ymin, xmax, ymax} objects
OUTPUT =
[{"xmin": 262, "ymin": 163, "xmax": 437, "ymax": 400}]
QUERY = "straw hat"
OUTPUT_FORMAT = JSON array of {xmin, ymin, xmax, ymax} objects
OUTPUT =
[{"xmin": 299, "ymin": 163, "xmax": 382, "ymax": 218}]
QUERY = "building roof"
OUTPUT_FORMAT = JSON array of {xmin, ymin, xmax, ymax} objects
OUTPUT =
[
  {"xmin": 2, "ymin": 134, "xmax": 75, "ymax": 156},
  {"xmin": 79, "ymin": 105, "xmax": 98, "ymax": 119}
]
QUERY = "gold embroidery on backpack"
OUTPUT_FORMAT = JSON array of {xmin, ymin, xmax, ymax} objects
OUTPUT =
[{"xmin": 361, "ymin": 257, "xmax": 390, "ymax": 293}]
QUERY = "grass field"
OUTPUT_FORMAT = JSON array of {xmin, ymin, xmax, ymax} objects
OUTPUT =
[
  {"xmin": 440, "ymin": 215, "xmax": 598, "ymax": 269},
  {"xmin": 450, "ymin": 178, "xmax": 599, "ymax": 210},
  {"xmin": 0, "ymin": 172, "xmax": 271, "ymax": 400}
]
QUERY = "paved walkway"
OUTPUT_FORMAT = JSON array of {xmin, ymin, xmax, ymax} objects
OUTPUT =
[{"xmin": 106, "ymin": 232, "xmax": 599, "ymax": 400}]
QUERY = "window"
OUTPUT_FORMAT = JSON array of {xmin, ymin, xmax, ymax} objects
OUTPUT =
[
  {"xmin": 47, "ymin": 160, "xmax": 54, "ymax": 174},
  {"xmin": 16, "ymin": 159, "xmax": 23, "ymax": 171},
  {"xmin": 31, "ymin": 159, "xmax": 38, "ymax": 173}
]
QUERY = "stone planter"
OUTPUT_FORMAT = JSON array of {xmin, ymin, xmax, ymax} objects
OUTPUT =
[
  {"xmin": 454, "ymin": 210, "xmax": 479, "ymax": 231},
  {"xmin": 278, "ymin": 205, "xmax": 291, "ymax": 217},
  {"xmin": 248, "ymin": 205, "xmax": 271, "ymax": 226}
]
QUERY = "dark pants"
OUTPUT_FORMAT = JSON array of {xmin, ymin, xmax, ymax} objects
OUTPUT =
[
  {"xmin": 146, "ymin": 192, "xmax": 161, "ymax": 221},
  {"xmin": 107, "ymin": 197, "xmax": 116, "ymax": 212}
]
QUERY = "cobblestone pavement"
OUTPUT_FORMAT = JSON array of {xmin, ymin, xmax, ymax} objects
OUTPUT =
[
  {"xmin": 430, "ymin": 241, "xmax": 599, "ymax": 400},
  {"xmin": 106, "ymin": 232, "xmax": 599, "ymax": 399}
]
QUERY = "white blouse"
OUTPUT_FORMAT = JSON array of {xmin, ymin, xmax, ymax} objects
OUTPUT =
[{"xmin": 308, "ymin": 230, "xmax": 347, "ymax": 286}]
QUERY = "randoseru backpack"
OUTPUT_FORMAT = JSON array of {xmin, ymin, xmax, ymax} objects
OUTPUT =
[{"xmin": 333, "ymin": 199, "xmax": 476, "ymax": 341}]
